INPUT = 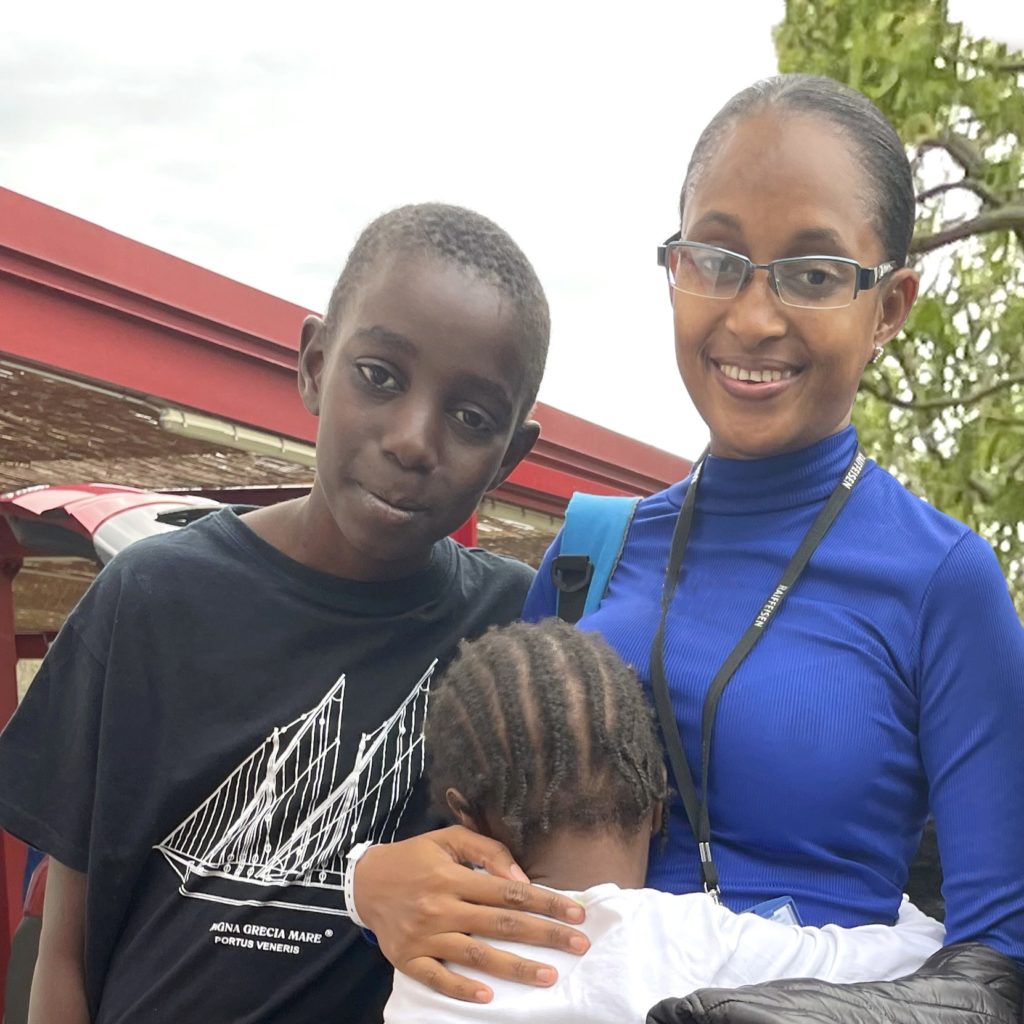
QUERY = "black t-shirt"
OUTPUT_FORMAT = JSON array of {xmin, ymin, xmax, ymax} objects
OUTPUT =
[{"xmin": 0, "ymin": 509, "xmax": 533, "ymax": 1023}]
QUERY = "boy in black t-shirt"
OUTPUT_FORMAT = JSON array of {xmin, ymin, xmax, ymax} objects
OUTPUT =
[{"xmin": 0, "ymin": 204, "xmax": 576, "ymax": 1023}]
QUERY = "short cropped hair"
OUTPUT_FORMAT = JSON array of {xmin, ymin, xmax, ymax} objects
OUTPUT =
[
  {"xmin": 425, "ymin": 619, "xmax": 667, "ymax": 864},
  {"xmin": 322, "ymin": 203, "xmax": 550, "ymax": 417},
  {"xmin": 681, "ymin": 74, "xmax": 915, "ymax": 267}
]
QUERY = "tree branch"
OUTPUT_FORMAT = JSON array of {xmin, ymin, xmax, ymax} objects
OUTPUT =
[
  {"xmin": 917, "ymin": 134, "xmax": 986, "ymax": 177},
  {"xmin": 859, "ymin": 377, "xmax": 903, "ymax": 406},
  {"xmin": 980, "ymin": 415, "xmax": 1024, "ymax": 428},
  {"xmin": 959, "ymin": 56, "xmax": 1024, "ymax": 75},
  {"xmin": 860, "ymin": 372, "xmax": 1024, "ymax": 410},
  {"xmin": 915, "ymin": 178, "xmax": 999, "ymax": 206},
  {"xmin": 1007, "ymin": 448, "xmax": 1024, "ymax": 479},
  {"xmin": 911, "ymin": 206, "xmax": 1024, "ymax": 253},
  {"xmin": 914, "ymin": 419, "xmax": 950, "ymax": 468},
  {"xmin": 968, "ymin": 475, "xmax": 996, "ymax": 503},
  {"xmin": 893, "ymin": 344, "xmax": 919, "ymax": 386}
]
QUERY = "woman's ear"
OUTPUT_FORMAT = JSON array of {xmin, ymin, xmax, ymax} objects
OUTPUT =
[
  {"xmin": 445, "ymin": 788, "xmax": 484, "ymax": 833},
  {"xmin": 873, "ymin": 268, "xmax": 920, "ymax": 351},
  {"xmin": 298, "ymin": 314, "xmax": 327, "ymax": 416}
]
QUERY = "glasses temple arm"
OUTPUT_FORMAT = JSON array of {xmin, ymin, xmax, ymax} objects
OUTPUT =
[
  {"xmin": 859, "ymin": 261, "xmax": 898, "ymax": 289},
  {"xmin": 657, "ymin": 231, "xmax": 682, "ymax": 268}
]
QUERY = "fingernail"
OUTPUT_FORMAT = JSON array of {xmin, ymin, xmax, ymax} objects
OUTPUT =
[
  {"xmin": 510, "ymin": 864, "xmax": 529, "ymax": 883},
  {"xmin": 475, "ymin": 989, "xmax": 492, "ymax": 1003},
  {"xmin": 536, "ymin": 968, "xmax": 557, "ymax": 985},
  {"xmin": 569, "ymin": 935, "xmax": 589, "ymax": 953},
  {"xmin": 566, "ymin": 905, "xmax": 585, "ymax": 923}
]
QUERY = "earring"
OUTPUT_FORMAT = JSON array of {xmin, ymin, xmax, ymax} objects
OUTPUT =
[{"xmin": 871, "ymin": 345, "xmax": 884, "ymax": 364}]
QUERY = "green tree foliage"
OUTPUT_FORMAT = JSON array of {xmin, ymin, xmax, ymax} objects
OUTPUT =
[{"xmin": 776, "ymin": 1, "xmax": 1024, "ymax": 613}]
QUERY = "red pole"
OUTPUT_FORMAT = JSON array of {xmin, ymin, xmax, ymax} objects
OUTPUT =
[{"xmin": 0, "ymin": 518, "xmax": 27, "ymax": 1003}]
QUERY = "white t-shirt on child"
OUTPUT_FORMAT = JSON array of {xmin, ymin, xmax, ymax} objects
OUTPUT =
[{"xmin": 384, "ymin": 885, "xmax": 943, "ymax": 1024}]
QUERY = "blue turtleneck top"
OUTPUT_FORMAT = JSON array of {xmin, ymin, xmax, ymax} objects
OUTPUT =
[{"xmin": 523, "ymin": 426, "xmax": 1024, "ymax": 965}]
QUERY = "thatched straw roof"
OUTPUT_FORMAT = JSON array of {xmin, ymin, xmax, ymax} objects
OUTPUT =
[{"xmin": 3, "ymin": 363, "xmax": 559, "ymax": 636}]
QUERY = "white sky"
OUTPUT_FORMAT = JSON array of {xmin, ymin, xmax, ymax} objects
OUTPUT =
[{"xmin": 2, "ymin": 1, "xmax": 1019, "ymax": 459}]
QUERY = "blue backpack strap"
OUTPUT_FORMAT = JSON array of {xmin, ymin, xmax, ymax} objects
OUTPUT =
[{"xmin": 553, "ymin": 493, "xmax": 639, "ymax": 624}]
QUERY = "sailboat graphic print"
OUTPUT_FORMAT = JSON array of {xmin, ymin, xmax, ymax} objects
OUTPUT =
[{"xmin": 157, "ymin": 663, "xmax": 434, "ymax": 916}]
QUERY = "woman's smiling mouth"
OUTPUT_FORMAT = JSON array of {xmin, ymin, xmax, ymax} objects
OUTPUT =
[
  {"xmin": 715, "ymin": 361, "xmax": 797, "ymax": 383},
  {"xmin": 711, "ymin": 359, "xmax": 802, "ymax": 398}
]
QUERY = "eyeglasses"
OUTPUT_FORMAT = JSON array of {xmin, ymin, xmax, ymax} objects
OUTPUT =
[{"xmin": 656, "ymin": 233, "xmax": 896, "ymax": 310}]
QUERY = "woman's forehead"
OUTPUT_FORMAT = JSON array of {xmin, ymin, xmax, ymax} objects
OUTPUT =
[{"xmin": 683, "ymin": 110, "xmax": 880, "ymax": 256}]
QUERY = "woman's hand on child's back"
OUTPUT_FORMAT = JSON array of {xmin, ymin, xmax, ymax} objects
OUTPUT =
[{"xmin": 353, "ymin": 826, "xmax": 589, "ymax": 1003}]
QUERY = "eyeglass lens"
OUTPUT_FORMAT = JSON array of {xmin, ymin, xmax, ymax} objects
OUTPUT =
[{"xmin": 667, "ymin": 246, "xmax": 859, "ymax": 309}]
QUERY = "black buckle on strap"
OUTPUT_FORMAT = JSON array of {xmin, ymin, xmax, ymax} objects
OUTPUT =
[
  {"xmin": 552, "ymin": 555, "xmax": 593, "ymax": 625},
  {"xmin": 551, "ymin": 554, "xmax": 593, "ymax": 593}
]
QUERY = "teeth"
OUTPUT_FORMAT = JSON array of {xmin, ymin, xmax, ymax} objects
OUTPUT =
[{"xmin": 718, "ymin": 363, "xmax": 794, "ymax": 383}]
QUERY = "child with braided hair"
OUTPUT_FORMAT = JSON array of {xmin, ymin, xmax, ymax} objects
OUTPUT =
[{"xmin": 384, "ymin": 618, "xmax": 944, "ymax": 1023}]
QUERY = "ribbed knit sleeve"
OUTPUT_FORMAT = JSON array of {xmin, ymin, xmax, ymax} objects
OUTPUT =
[{"xmin": 915, "ymin": 530, "xmax": 1024, "ymax": 962}]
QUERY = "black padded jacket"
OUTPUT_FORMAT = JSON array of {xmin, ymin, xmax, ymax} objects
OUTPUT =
[{"xmin": 646, "ymin": 943, "xmax": 1023, "ymax": 1024}]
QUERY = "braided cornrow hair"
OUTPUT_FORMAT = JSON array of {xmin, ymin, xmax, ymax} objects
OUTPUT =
[{"xmin": 425, "ymin": 618, "xmax": 667, "ymax": 863}]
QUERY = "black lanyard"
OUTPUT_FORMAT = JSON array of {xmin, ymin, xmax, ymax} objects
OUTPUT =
[{"xmin": 649, "ymin": 445, "xmax": 868, "ymax": 902}]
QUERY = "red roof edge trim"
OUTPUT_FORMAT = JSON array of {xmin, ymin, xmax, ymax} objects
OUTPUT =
[
  {"xmin": 0, "ymin": 188, "xmax": 311, "ymax": 352},
  {"xmin": 0, "ymin": 243, "xmax": 303, "ymax": 372},
  {"xmin": 532, "ymin": 402, "xmax": 689, "ymax": 484}
]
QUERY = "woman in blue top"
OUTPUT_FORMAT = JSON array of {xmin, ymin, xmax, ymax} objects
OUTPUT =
[{"xmin": 353, "ymin": 74, "xmax": 1024, "ymax": 1005}]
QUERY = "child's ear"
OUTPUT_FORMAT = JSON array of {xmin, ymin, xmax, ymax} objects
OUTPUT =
[
  {"xmin": 651, "ymin": 801, "xmax": 666, "ymax": 838},
  {"xmin": 297, "ymin": 314, "xmax": 328, "ymax": 416},
  {"xmin": 651, "ymin": 763, "xmax": 669, "ymax": 836},
  {"xmin": 445, "ymin": 787, "xmax": 484, "ymax": 833},
  {"xmin": 487, "ymin": 419, "xmax": 540, "ymax": 491}
]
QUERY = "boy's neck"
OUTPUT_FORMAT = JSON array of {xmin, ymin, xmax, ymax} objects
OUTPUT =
[
  {"xmin": 241, "ymin": 494, "xmax": 433, "ymax": 581},
  {"xmin": 523, "ymin": 830, "xmax": 650, "ymax": 893}
]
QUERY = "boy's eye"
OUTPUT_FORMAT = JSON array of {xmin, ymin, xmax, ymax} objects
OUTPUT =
[
  {"xmin": 357, "ymin": 363, "xmax": 400, "ymax": 391},
  {"xmin": 452, "ymin": 407, "xmax": 495, "ymax": 434}
]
